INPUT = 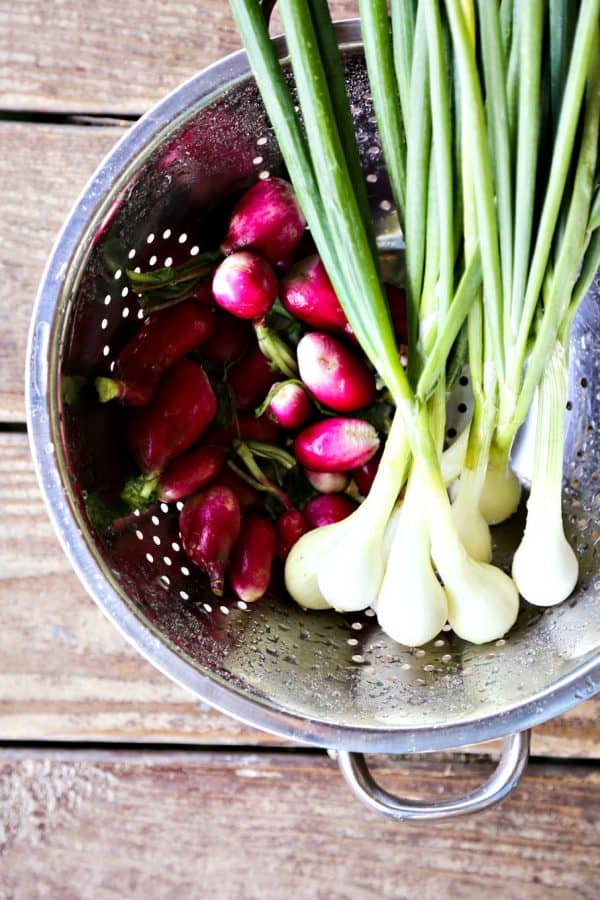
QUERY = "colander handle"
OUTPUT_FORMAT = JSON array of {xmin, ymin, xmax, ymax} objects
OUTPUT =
[{"xmin": 336, "ymin": 730, "xmax": 530, "ymax": 821}]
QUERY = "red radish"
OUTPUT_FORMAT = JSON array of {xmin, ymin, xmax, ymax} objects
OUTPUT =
[
  {"xmin": 280, "ymin": 255, "xmax": 353, "ymax": 336},
  {"xmin": 158, "ymin": 445, "xmax": 226, "ymax": 503},
  {"xmin": 385, "ymin": 284, "xmax": 408, "ymax": 343},
  {"xmin": 212, "ymin": 251, "xmax": 278, "ymax": 321},
  {"xmin": 189, "ymin": 282, "xmax": 215, "ymax": 305},
  {"xmin": 276, "ymin": 509, "xmax": 308, "ymax": 560},
  {"xmin": 297, "ymin": 332, "xmax": 376, "ymax": 412},
  {"xmin": 122, "ymin": 443, "xmax": 226, "ymax": 510},
  {"xmin": 352, "ymin": 451, "xmax": 381, "ymax": 496},
  {"xmin": 201, "ymin": 311, "xmax": 252, "ymax": 366},
  {"xmin": 127, "ymin": 359, "xmax": 216, "ymax": 474},
  {"xmin": 237, "ymin": 413, "xmax": 281, "ymax": 443},
  {"xmin": 207, "ymin": 412, "xmax": 280, "ymax": 446},
  {"xmin": 230, "ymin": 515, "xmax": 277, "ymax": 602},
  {"xmin": 222, "ymin": 177, "xmax": 305, "ymax": 265},
  {"xmin": 217, "ymin": 469, "xmax": 262, "ymax": 513},
  {"xmin": 305, "ymin": 469, "xmax": 350, "ymax": 493},
  {"xmin": 303, "ymin": 494, "xmax": 358, "ymax": 529},
  {"xmin": 204, "ymin": 420, "xmax": 238, "ymax": 448},
  {"xmin": 267, "ymin": 381, "xmax": 311, "ymax": 429},
  {"xmin": 294, "ymin": 418, "xmax": 380, "ymax": 472},
  {"xmin": 96, "ymin": 302, "xmax": 214, "ymax": 406},
  {"xmin": 228, "ymin": 344, "xmax": 277, "ymax": 412},
  {"xmin": 179, "ymin": 486, "xmax": 241, "ymax": 595}
]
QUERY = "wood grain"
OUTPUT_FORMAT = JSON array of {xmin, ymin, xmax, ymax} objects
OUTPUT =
[
  {"xmin": 0, "ymin": 1, "xmax": 359, "ymax": 115},
  {"xmin": 1, "ymin": 431, "xmax": 599, "ymax": 754},
  {"xmin": 1, "ymin": 748, "xmax": 598, "ymax": 899},
  {"xmin": 0, "ymin": 121, "xmax": 126, "ymax": 421}
]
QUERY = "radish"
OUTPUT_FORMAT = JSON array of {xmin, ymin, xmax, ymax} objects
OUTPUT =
[
  {"xmin": 293, "ymin": 418, "xmax": 380, "ymax": 472},
  {"xmin": 305, "ymin": 470, "xmax": 349, "ymax": 493},
  {"xmin": 156, "ymin": 445, "xmax": 226, "ymax": 503},
  {"xmin": 237, "ymin": 413, "xmax": 281, "ymax": 443},
  {"xmin": 276, "ymin": 509, "xmax": 308, "ymax": 560},
  {"xmin": 212, "ymin": 251, "xmax": 278, "ymax": 321},
  {"xmin": 280, "ymin": 254, "xmax": 353, "ymax": 336},
  {"xmin": 127, "ymin": 359, "xmax": 216, "ymax": 474},
  {"xmin": 228, "ymin": 344, "xmax": 277, "ymax": 412},
  {"xmin": 189, "ymin": 282, "xmax": 215, "ymax": 305},
  {"xmin": 205, "ymin": 412, "xmax": 279, "ymax": 447},
  {"xmin": 222, "ymin": 177, "xmax": 305, "ymax": 265},
  {"xmin": 179, "ymin": 486, "xmax": 241, "ymax": 595},
  {"xmin": 230, "ymin": 515, "xmax": 277, "ymax": 602},
  {"xmin": 217, "ymin": 469, "xmax": 262, "ymax": 513},
  {"xmin": 303, "ymin": 494, "xmax": 358, "ymax": 529},
  {"xmin": 297, "ymin": 332, "xmax": 376, "ymax": 412},
  {"xmin": 96, "ymin": 302, "xmax": 214, "ymax": 406},
  {"xmin": 352, "ymin": 451, "xmax": 381, "ymax": 496},
  {"xmin": 265, "ymin": 381, "xmax": 311, "ymax": 429},
  {"xmin": 123, "ymin": 443, "xmax": 226, "ymax": 509},
  {"xmin": 201, "ymin": 310, "xmax": 251, "ymax": 366}
]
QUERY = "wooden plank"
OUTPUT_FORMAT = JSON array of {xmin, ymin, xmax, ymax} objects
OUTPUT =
[
  {"xmin": 0, "ymin": 121, "xmax": 126, "ymax": 421},
  {"xmin": 1, "ymin": 431, "xmax": 599, "ymax": 754},
  {"xmin": 0, "ymin": 1, "xmax": 358, "ymax": 115},
  {"xmin": 1, "ymin": 748, "xmax": 598, "ymax": 898}
]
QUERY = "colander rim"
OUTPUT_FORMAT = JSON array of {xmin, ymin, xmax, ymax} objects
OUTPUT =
[{"xmin": 26, "ymin": 20, "xmax": 600, "ymax": 754}]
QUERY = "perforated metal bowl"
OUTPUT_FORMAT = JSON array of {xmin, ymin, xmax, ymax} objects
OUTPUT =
[{"xmin": 27, "ymin": 20, "xmax": 600, "ymax": 820}]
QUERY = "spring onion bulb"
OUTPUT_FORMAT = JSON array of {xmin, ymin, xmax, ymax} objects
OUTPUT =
[
  {"xmin": 512, "ymin": 343, "xmax": 578, "ymax": 606},
  {"xmin": 479, "ymin": 457, "xmax": 522, "ymax": 525},
  {"xmin": 451, "ymin": 463, "xmax": 492, "ymax": 562},
  {"xmin": 284, "ymin": 523, "xmax": 336, "ymax": 610},
  {"xmin": 451, "ymin": 414, "xmax": 494, "ymax": 562},
  {"xmin": 314, "ymin": 412, "xmax": 410, "ymax": 612},
  {"xmin": 381, "ymin": 501, "xmax": 404, "ymax": 564},
  {"xmin": 376, "ymin": 469, "xmax": 449, "ymax": 646},
  {"xmin": 440, "ymin": 426, "xmax": 469, "ymax": 484},
  {"xmin": 402, "ymin": 453, "xmax": 518, "ymax": 644}
]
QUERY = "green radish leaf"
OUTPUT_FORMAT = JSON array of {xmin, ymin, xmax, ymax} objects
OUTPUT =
[
  {"xmin": 282, "ymin": 464, "xmax": 316, "ymax": 510},
  {"xmin": 84, "ymin": 491, "xmax": 131, "ymax": 534}
]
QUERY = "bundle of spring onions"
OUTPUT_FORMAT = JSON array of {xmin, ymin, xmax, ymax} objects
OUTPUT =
[{"xmin": 229, "ymin": 0, "xmax": 600, "ymax": 645}]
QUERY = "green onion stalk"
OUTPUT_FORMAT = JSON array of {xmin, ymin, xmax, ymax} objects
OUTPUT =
[{"xmin": 447, "ymin": 0, "xmax": 599, "ymax": 611}]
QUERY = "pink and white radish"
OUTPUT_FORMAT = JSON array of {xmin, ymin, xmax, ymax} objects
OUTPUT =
[
  {"xmin": 212, "ymin": 251, "xmax": 278, "ymax": 321},
  {"xmin": 305, "ymin": 469, "xmax": 349, "ymax": 494},
  {"xmin": 222, "ymin": 177, "xmax": 305, "ymax": 265},
  {"xmin": 293, "ymin": 418, "xmax": 380, "ymax": 472},
  {"xmin": 265, "ymin": 381, "xmax": 312, "ymax": 429},
  {"xmin": 297, "ymin": 332, "xmax": 376, "ymax": 412},
  {"xmin": 280, "ymin": 254, "xmax": 353, "ymax": 336}
]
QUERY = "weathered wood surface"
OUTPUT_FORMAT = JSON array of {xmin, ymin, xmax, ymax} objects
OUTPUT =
[
  {"xmin": 0, "ymin": 121, "xmax": 126, "ymax": 421},
  {"xmin": 1, "ymin": 431, "xmax": 598, "ymax": 754},
  {"xmin": 1, "ymin": 748, "xmax": 598, "ymax": 899},
  {"xmin": 0, "ymin": 1, "xmax": 358, "ymax": 115}
]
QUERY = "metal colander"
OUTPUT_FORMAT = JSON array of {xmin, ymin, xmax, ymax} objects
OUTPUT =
[{"xmin": 27, "ymin": 20, "xmax": 600, "ymax": 820}]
